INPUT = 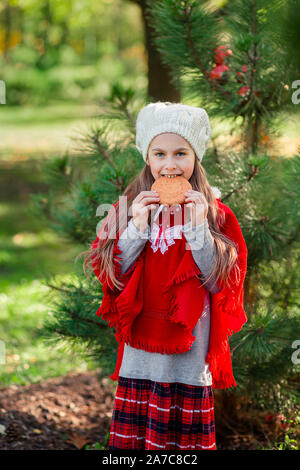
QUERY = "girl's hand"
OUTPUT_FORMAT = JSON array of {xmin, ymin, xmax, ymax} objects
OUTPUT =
[
  {"xmin": 184, "ymin": 190, "xmax": 208, "ymax": 228},
  {"xmin": 132, "ymin": 190, "xmax": 160, "ymax": 232}
]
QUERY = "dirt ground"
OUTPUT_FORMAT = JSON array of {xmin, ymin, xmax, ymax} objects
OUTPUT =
[
  {"xmin": 0, "ymin": 370, "xmax": 273, "ymax": 450},
  {"xmin": 0, "ymin": 370, "xmax": 115, "ymax": 450}
]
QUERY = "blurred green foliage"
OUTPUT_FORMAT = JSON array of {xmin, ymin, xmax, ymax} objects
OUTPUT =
[{"xmin": 0, "ymin": 0, "xmax": 146, "ymax": 105}]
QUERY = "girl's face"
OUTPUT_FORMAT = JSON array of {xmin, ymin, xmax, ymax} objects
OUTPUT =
[{"xmin": 146, "ymin": 133, "xmax": 195, "ymax": 181}]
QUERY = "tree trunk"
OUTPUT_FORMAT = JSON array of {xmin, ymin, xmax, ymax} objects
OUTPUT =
[
  {"xmin": 2, "ymin": 1, "xmax": 11, "ymax": 62},
  {"xmin": 130, "ymin": 0, "xmax": 181, "ymax": 102},
  {"xmin": 245, "ymin": 115, "xmax": 261, "ymax": 157}
]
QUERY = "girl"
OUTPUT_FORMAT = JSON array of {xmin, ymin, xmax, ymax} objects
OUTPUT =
[{"xmin": 87, "ymin": 102, "xmax": 248, "ymax": 451}]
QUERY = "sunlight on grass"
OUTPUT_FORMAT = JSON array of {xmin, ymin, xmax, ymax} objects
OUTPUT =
[
  {"xmin": 0, "ymin": 198, "xmax": 91, "ymax": 386},
  {"xmin": 0, "ymin": 204, "xmax": 10, "ymax": 217},
  {"xmin": 0, "ymin": 102, "xmax": 100, "ymax": 160},
  {"xmin": 0, "ymin": 102, "xmax": 99, "ymax": 127},
  {"xmin": 0, "ymin": 200, "xmax": 81, "ymax": 286},
  {"xmin": 0, "ymin": 276, "xmax": 93, "ymax": 386},
  {"xmin": 11, "ymin": 230, "xmax": 59, "ymax": 248}
]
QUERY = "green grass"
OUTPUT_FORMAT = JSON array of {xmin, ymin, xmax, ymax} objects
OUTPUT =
[
  {"xmin": 0, "ymin": 275, "xmax": 95, "ymax": 387},
  {"xmin": 0, "ymin": 102, "xmax": 99, "ymax": 127},
  {"xmin": 0, "ymin": 102, "xmax": 106, "ymax": 387},
  {"xmin": 0, "ymin": 101, "xmax": 101, "ymax": 161},
  {"xmin": 0, "ymin": 199, "xmax": 94, "ymax": 386},
  {"xmin": 84, "ymin": 432, "xmax": 110, "ymax": 450}
]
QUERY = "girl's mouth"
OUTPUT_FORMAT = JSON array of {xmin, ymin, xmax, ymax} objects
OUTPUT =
[{"xmin": 162, "ymin": 174, "xmax": 182, "ymax": 178}]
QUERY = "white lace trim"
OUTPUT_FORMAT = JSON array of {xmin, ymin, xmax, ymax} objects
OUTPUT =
[
  {"xmin": 148, "ymin": 186, "xmax": 221, "ymax": 255},
  {"xmin": 150, "ymin": 222, "xmax": 184, "ymax": 254}
]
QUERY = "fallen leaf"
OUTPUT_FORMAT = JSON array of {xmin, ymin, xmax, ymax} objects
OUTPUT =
[{"xmin": 65, "ymin": 432, "xmax": 91, "ymax": 450}]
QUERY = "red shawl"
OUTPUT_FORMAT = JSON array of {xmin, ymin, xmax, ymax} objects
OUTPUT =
[{"xmin": 91, "ymin": 198, "xmax": 248, "ymax": 390}]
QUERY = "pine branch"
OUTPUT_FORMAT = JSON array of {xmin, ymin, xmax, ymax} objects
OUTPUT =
[
  {"xmin": 53, "ymin": 329, "xmax": 100, "ymax": 338},
  {"xmin": 282, "ymin": 264, "xmax": 298, "ymax": 309},
  {"xmin": 45, "ymin": 283, "xmax": 107, "ymax": 330},
  {"xmin": 222, "ymin": 164, "xmax": 259, "ymax": 202},
  {"xmin": 46, "ymin": 283, "xmax": 73, "ymax": 294},
  {"xmin": 92, "ymin": 134, "xmax": 115, "ymax": 168},
  {"xmin": 90, "ymin": 135, "xmax": 125, "ymax": 192},
  {"xmin": 64, "ymin": 306, "xmax": 108, "ymax": 330},
  {"xmin": 286, "ymin": 226, "xmax": 300, "ymax": 247},
  {"xmin": 39, "ymin": 196, "xmax": 62, "ymax": 226},
  {"xmin": 50, "ymin": 303, "xmax": 108, "ymax": 332},
  {"xmin": 182, "ymin": 3, "xmax": 232, "ymax": 99},
  {"xmin": 103, "ymin": 86, "xmax": 136, "ymax": 131}
]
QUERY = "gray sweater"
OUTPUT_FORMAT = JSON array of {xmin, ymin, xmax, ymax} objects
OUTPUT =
[{"xmin": 115, "ymin": 217, "xmax": 220, "ymax": 386}]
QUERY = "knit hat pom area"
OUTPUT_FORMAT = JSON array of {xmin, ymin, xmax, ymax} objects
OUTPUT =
[{"xmin": 135, "ymin": 101, "xmax": 212, "ymax": 163}]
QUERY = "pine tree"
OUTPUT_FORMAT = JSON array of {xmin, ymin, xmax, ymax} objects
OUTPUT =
[{"xmin": 31, "ymin": 0, "xmax": 300, "ymax": 440}]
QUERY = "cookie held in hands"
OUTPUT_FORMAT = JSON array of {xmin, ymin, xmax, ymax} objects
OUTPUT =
[{"xmin": 151, "ymin": 175, "xmax": 192, "ymax": 206}]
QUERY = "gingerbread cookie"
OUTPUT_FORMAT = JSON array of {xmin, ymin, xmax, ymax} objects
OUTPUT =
[{"xmin": 151, "ymin": 175, "xmax": 192, "ymax": 206}]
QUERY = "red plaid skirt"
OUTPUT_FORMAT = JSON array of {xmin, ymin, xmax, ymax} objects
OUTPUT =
[{"xmin": 109, "ymin": 376, "xmax": 216, "ymax": 450}]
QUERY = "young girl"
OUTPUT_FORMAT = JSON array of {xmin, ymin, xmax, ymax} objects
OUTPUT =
[{"xmin": 88, "ymin": 102, "xmax": 248, "ymax": 451}]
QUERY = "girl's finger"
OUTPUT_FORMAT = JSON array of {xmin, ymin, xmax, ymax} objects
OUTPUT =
[
  {"xmin": 144, "ymin": 195, "xmax": 160, "ymax": 202},
  {"xmin": 135, "ymin": 196, "xmax": 159, "ymax": 207},
  {"xmin": 186, "ymin": 197, "xmax": 204, "ymax": 205},
  {"xmin": 134, "ymin": 192, "xmax": 158, "ymax": 203}
]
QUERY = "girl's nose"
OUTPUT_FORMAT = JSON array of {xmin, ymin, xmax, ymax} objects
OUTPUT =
[{"xmin": 164, "ymin": 161, "xmax": 177, "ymax": 170}]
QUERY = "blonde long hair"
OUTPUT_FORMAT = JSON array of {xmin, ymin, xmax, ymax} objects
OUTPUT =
[{"xmin": 83, "ymin": 158, "xmax": 240, "ymax": 292}]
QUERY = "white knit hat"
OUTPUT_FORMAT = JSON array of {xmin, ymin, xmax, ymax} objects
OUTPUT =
[{"xmin": 135, "ymin": 101, "xmax": 211, "ymax": 163}]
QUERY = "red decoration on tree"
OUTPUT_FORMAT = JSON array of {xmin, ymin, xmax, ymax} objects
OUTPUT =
[
  {"xmin": 214, "ymin": 45, "xmax": 232, "ymax": 65},
  {"xmin": 209, "ymin": 45, "xmax": 232, "ymax": 84},
  {"xmin": 238, "ymin": 85, "xmax": 250, "ymax": 96},
  {"xmin": 209, "ymin": 45, "xmax": 258, "ymax": 97},
  {"xmin": 210, "ymin": 64, "xmax": 229, "ymax": 82},
  {"xmin": 236, "ymin": 64, "xmax": 248, "ymax": 83}
]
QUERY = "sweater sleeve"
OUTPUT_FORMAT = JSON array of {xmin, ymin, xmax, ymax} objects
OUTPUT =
[
  {"xmin": 182, "ymin": 218, "xmax": 221, "ymax": 294},
  {"xmin": 117, "ymin": 218, "xmax": 150, "ymax": 276}
]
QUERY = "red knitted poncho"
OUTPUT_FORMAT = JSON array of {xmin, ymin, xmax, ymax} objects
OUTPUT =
[{"xmin": 91, "ymin": 198, "xmax": 248, "ymax": 390}]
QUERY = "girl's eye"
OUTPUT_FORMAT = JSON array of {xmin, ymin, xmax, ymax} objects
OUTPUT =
[{"xmin": 155, "ymin": 152, "xmax": 185, "ymax": 157}]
